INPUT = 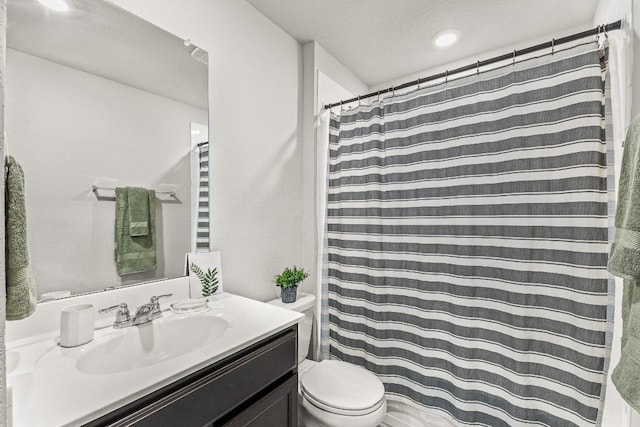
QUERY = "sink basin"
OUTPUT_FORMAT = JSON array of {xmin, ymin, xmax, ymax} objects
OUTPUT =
[
  {"xmin": 8, "ymin": 292, "xmax": 303, "ymax": 427},
  {"xmin": 76, "ymin": 314, "xmax": 229, "ymax": 375}
]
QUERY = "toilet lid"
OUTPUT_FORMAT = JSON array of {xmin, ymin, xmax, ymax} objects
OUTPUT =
[{"xmin": 300, "ymin": 360, "xmax": 385, "ymax": 415}]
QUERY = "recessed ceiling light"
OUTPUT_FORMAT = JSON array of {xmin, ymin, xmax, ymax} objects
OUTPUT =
[
  {"xmin": 38, "ymin": 0, "xmax": 70, "ymax": 12},
  {"xmin": 433, "ymin": 29, "xmax": 461, "ymax": 48}
]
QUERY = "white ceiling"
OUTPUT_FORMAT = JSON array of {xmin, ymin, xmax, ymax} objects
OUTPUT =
[
  {"xmin": 247, "ymin": 0, "xmax": 600, "ymax": 87},
  {"xmin": 8, "ymin": 0, "xmax": 208, "ymax": 109}
]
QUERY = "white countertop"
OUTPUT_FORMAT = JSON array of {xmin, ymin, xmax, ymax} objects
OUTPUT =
[{"xmin": 7, "ymin": 292, "xmax": 303, "ymax": 427}]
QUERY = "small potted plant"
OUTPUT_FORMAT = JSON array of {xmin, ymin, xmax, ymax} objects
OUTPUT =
[{"xmin": 275, "ymin": 266, "xmax": 309, "ymax": 303}]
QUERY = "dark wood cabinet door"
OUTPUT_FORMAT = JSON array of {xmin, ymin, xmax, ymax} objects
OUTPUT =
[{"xmin": 221, "ymin": 375, "xmax": 297, "ymax": 427}]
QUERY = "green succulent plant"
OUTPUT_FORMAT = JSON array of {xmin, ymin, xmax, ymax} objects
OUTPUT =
[
  {"xmin": 274, "ymin": 266, "xmax": 309, "ymax": 289},
  {"xmin": 190, "ymin": 262, "xmax": 219, "ymax": 297}
]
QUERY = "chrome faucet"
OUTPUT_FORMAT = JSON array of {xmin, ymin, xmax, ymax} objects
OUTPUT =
[
  {"xmin": 99, "ymin": 303, "xmax": 132, "ymax": 329},
  {"xmin": 132, "ymin": 294, "xmax": 173, "ymax": 326},
  {"xmin": 99, "ymin": 294, "xmax": 173, "ymax": 328}
]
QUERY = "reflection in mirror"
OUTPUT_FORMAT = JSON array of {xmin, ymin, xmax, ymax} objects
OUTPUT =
[
  {"xmin": 6, "ymin": 0, "xmax": 209, "ymax": 300},
  {"xmin": 190, "ymin": 122, "xmax": 210, "ymax": 253}
]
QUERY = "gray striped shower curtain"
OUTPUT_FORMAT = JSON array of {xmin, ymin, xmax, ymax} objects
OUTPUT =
[
  {"xmin": 196, "ymin": 142, "xmax": 210, "ymax": 251},
  {"xmin": 325, "ymin": 47, "xmax": 611, "ymax": 426}
]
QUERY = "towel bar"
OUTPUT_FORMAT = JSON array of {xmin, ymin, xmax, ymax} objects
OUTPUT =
[{"xmin": 91, "ymin": 185, "xmax": 176, "ymax": 197}]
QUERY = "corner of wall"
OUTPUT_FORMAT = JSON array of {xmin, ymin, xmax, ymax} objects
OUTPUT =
[
  {"xmin": 300, "ymin": 41, "xmax": 318, "ymax": 298},
  {"xmin": 300, "ymin": 41, "xmax": 368, "ymax": 302},
  {"xmin": 313, "ymin": 41, "xmax": 368, "ymax": 100}
]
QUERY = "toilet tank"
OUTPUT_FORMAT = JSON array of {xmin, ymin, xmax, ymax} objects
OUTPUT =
[{"xmin": 268, "ymin": 293, "xmax": 316, "ymax": 362}]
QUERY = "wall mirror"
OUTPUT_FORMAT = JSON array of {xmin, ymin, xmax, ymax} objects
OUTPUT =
[{"xmin": 6, "ymin": 0, "xmax": 209, "ymax": 300}]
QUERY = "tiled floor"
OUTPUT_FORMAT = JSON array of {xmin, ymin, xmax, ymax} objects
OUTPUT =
[{"xmin": 381, "ymin": 399, "xmax": 455, "ymax": 427}]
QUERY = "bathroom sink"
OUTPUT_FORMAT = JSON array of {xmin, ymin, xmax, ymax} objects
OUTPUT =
[
  {"xmin": 76, "ymin": 314, "xmax": 230, "ymax": 375},
  {"xmin": 8, "ymin": 292, "xmax": 302, "ymax": 427}
]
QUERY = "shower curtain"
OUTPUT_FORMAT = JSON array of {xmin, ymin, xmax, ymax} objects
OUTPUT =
[{"xmin": 323, "ymin": 45, "xmax": 611, "ymax": 426}]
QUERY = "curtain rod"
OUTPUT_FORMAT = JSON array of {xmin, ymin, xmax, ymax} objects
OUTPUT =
[{"xmin": 324, "ymin": 20, "xmax": 623, "ymax": 110}]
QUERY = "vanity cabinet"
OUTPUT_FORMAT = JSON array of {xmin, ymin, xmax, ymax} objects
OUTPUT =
[{"xmin": 86, "ymin": 326, "xmax": 298, "ymax": 427}]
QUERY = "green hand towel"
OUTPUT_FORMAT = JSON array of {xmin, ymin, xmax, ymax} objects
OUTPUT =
[
  {"xmin": 127, "ymin": 187, "xmax": 150, "ymax": 236},
  {"xmin": 115, "ymin": 187, "xmax": 156, "ymax": 275},
  {"xmin": 5, "ymin": 156, "xmax": 37, "ymax": 320},
  {"xmin": 609, "ymin": 116, "xmax": 640, "ymax": 413},
  {"xmin": 609, "ymin": 117, "xmax": 640, "ymax": 278}
]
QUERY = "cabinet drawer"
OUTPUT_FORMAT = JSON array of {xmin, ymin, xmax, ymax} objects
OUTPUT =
[{"xmin": 90, "ymin": 326, "xmax": 297, "ymax": 427}]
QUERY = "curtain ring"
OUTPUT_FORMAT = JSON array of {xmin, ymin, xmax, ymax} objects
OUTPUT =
[
  {"xmin": 604, "ymin": 24, "xmax": 609, "ymax": 39},
  {"xmin": 391, "ymin": 86, "xmax": 395, "ymax": 99},
  {"xmin": 595, "ymin": 25, "xmax": 601, "ymax": 43},
  {"xmin": 445, "ymin": 70, "xmax": 448, "ymax": 85},
  {"xmin": 512, "ymin": 49, "xmax": 516, "ymax": 66},
  {"xmin": 357, "ymin": 95, "xmax": 361, "ymax": 107},
  {"xmin": 377, "ymin": 90, "xmax": 381, "ymax": 103},
  {"xmin": 417, "ymin": 77, "xmax": 421, "ymax": 90},
  {"xmin": 551, "ymin": 38, "xmax": 555, "ymax": 55},
  {"xmin": 476, "ymin": 60, "xmax": 480, "ymax": 76}
]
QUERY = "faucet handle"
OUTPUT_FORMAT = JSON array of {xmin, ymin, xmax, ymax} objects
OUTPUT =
[
  {"xmin": 149, "ymin": 294, "xmax": 173, "ymax": 315},
  {"xmin": 99, "ymin": 302, "xmax": 129, "ymax": 314},
  {"xmin": 99, "ymin": 303, "xmax": 131, "ymax": 328},
  {"xmin": 150, "ymin": 294, "xmax": 173, "ymax": 303}
]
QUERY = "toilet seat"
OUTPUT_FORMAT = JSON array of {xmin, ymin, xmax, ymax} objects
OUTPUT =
[{"xmin": 300, "ymin": 360, "xmax": 386, "ymax": 416}]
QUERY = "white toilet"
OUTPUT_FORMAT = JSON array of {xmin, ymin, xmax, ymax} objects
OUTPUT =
[{"xmin": 269, "ymin": 293, "xmax": 387, "ymax": 427}]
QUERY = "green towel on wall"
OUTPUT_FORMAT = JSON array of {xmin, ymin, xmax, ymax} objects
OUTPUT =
[
  {"xmin": 609, "ymin": 116, "xmax": 640, "ymax": 413},
  {"xmin": 115, "ymin": 187, "xmax": 156, "ymax": 275},
  {"xmin": 127, "ymin": 187, "xmax": 150, "ymax": 236},
  {"xmin": 5, "ymin": 156, "xmax": 37, "ymax": 320}
]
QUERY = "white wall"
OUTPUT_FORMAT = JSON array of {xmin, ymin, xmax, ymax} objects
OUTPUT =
[
  {"xmin": 595, "ymin": 0, "xmax": 630, "ymax": 27},
  {"xmin": 109, "ymin": 0, "xmax": 304, "ymax": 302},
  {"xmin": 313, "ymin": 42, "xmax": 369, "ymax": 108},
  {"xmin": 6, "ymin": 49, "xmax": 206, "ymax": 297}
]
